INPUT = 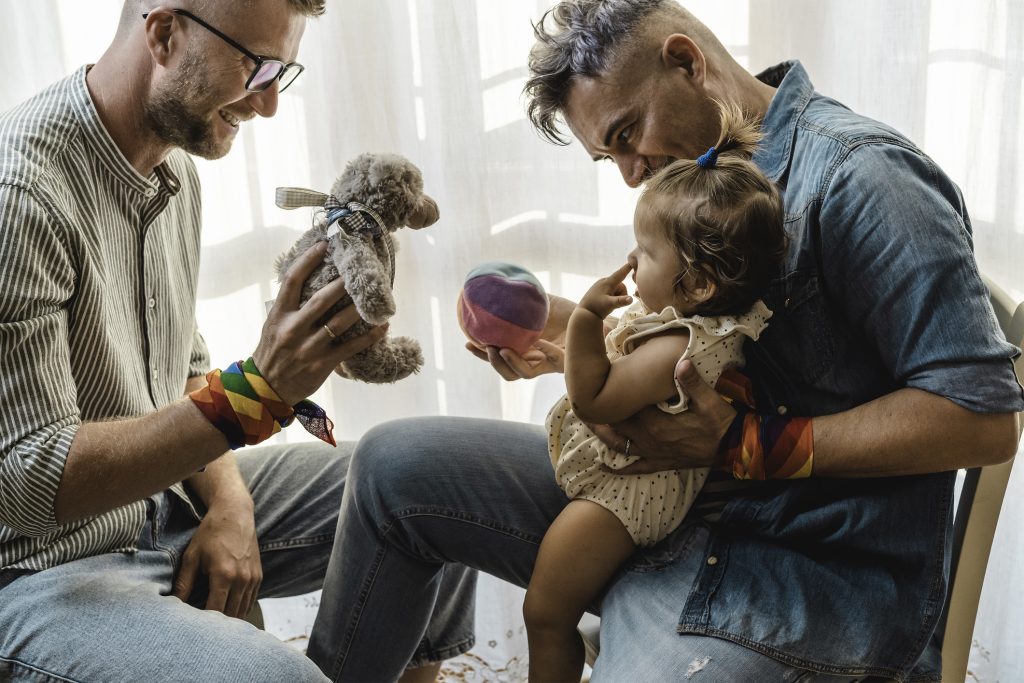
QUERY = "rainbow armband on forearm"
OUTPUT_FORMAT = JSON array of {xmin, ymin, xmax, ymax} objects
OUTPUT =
[
  {"xmin": 717, "ymin": 407, "xmax": 813, "ymax": 480},
  {"xmin": 189, "ymin": 357, "xmax": 336, "ymax": 449}
]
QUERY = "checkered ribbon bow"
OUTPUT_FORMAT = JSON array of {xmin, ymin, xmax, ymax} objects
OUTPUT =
[
  {"xmin": 275, "ymin": 187, "xmax": 388, "ymax": 238},
  {"xmin": 275, "ymin": 186, "xmax": 395, "ymax": 283}
]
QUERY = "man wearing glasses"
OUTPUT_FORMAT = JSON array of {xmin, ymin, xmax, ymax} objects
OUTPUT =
[{"xmin": 0, "ymin": 2, "xmax": 453, "ymax": 681}]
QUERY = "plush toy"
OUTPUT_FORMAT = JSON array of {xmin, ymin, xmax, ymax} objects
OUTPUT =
[
  {"xmin": 458, "ymin": 262, "xmax": 549, "ymax": 355},
  {"xmin": 274, "ymin": 153, "xmax": 439, "ymax": 383}
]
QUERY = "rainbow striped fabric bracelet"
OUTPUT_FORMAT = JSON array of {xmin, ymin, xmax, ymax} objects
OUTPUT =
[
  {"xmin": 189, "ymin": 357, "xmax": 336, "ymax": 449},
  {"xmin": 717, "ymin": 407, "xmax": 814, "ymax": 480}
]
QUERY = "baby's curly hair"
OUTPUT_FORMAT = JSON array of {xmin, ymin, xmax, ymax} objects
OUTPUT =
[{"xmin": 637, "ymin": 101, "xmax": 786, "ymax": 317}]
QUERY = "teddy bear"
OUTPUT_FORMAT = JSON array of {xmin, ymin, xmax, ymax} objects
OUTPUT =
[{"xmin": 274, "ymin": 153, "xmax": 439, "ymax": 383}]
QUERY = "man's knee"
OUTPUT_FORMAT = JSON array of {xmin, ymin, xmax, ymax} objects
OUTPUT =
[
  {"xmin": 219, "ymin": 630, "xmax": 329, "ymax": 683},
  {"xmin": 350, "ymin": 418, "xmax": 456, "ymax": 506}
]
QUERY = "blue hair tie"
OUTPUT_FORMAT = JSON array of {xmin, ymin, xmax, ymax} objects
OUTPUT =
[{"xmin": 696, "ymin": 146, "xmax": 718, "ymax": 169}]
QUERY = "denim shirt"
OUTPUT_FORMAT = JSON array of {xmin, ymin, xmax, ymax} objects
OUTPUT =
[{"xmin": 674, "ymin": 62, "xmax": 1024, "ymax": 681}]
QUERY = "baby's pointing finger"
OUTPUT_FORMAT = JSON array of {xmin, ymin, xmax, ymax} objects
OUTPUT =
[{"xmin": 606, "ymin": 262, "xmax": 633, "ymax": 283}]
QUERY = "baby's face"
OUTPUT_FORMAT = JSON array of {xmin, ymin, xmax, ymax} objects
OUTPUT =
[{"xmin": 627, "ymin": 216, "xmax": 697, "ymax": 315}]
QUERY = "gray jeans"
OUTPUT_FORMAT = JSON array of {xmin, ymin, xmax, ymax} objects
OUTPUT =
[{"xmin": 0, "ymin": 440, "xmax": 471, "ymax": 683}]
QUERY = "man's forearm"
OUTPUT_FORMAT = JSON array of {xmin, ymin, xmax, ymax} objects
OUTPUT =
[
  {"xmin": 812, "ymin": 388, "xmax": 1019, "ymax": 476},
  {"xmin": 179, "ymin": 375, "xmax": 251, "ymax": 510},
  {"xmin": 55, "ymin": 398, "xmax": 230, "ymax": 524},
  {"xmin": 186, "ymin": 452, "xmax": 252, "ymax": 511}
]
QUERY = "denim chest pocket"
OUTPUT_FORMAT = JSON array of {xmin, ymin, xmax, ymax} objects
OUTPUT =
[{"xmin": 761, "ymin": 270, "xmax": 836, "ymax": 385}]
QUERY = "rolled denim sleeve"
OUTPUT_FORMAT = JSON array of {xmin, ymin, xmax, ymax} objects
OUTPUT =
[
  {"xmin": 819, "ymin": 142, "xmax": 1024, "ymax": 413},
  {"xmin": 0, "ymin": 185, "xmax": 82, "ymax": 536}
]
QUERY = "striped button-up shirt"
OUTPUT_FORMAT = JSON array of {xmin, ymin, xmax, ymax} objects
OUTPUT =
[{"xmin": 0, "ymin": 66, "xmax": 208, "ymax": 571}]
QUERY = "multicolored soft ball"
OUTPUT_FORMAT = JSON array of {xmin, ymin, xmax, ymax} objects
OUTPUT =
[{"xmin": 457, "ymin": 262, "xmax": 549, "ymax": 355}]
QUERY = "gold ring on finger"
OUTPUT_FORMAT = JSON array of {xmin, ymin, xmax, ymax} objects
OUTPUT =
[{"xmin": 323, "ymin": 323, "xmax": 338, "ymax": 340}]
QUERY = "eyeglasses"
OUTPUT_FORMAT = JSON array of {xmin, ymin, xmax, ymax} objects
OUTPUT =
[{"xmin": 142, "ymin": 9, "xmax": 305, "ymax": 93}]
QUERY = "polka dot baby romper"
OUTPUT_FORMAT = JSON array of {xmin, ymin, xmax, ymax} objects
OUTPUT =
[{"xmin": 545, "ymin": 300, "xmax": 771, "ymax": 546}]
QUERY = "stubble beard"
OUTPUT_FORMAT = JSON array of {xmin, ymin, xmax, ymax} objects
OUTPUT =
[{"xmin": 144, "ymin": 50, "xmax": 230, "ymax": 160}]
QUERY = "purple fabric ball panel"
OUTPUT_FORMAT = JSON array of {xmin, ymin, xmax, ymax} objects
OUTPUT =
[
  {"xmin": 458, "ymin": 262, "xmax": 549, "ymax": 355},
  {"xmin": 462, "ymin": 275, "xmax": 547, "ymax": 331}
]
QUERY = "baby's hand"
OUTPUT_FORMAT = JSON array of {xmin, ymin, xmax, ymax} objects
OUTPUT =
[{"xmin": 578, "ymin": 263, "xmax": 633, "ymax": 319}]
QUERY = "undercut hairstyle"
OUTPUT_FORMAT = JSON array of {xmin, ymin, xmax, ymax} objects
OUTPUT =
[
  {"xmin": 525, "ymin": 0, "xmax": 667, "ymax": 145},
  {"xmin": 637, "ymin": 101, "xmax": 787, "ymax": 317}
]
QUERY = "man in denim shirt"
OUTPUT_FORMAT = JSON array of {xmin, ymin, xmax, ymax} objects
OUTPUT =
[{"xmin": 307, "ymin": 2, "xmax": 1024, "ymax": 681}]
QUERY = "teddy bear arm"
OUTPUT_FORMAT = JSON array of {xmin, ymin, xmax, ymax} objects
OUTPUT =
[{"xmin": 332, "ymin": 237, "xmax": 396, "ymax": 325}]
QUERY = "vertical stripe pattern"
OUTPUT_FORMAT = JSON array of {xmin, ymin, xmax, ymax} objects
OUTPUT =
[{"xmin": 0, "ymin": 66, "xmax": 208, "ymax": 570}]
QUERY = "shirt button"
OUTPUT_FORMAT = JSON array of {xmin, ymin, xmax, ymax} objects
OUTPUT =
[
  {"xmin": 145, "ymin": 188, "xmax": 157, "ymax": 198},
  {"xmin": 777, "ymin": 405, "xmax": 788, "ymax": 416},
  {"xmin": 147, "ymin": 297, "xmax": 156, "ymax": 308},
  {"xmin": 707, "ymin": 555, "xmax": 719, "ymax": 566}
]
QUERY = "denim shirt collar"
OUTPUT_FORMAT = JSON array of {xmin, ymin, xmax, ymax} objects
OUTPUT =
[{"xmin": 752, "ymin": 60, "xmax": 815, "ymax": 182}]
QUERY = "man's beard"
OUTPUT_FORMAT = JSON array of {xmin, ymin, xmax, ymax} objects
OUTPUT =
[{"xmin": 144, "ymin": 51, "xmax": 230, "ymax": 160}]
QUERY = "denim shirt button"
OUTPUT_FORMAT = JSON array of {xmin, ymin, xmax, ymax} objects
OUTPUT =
[
  {"xmin": 777, "ymin": 405, "xmax": 788, "ymax": 415},
  {"xmin": 707, "ymin": 555, "xmax": 719, "ymax": 566}
]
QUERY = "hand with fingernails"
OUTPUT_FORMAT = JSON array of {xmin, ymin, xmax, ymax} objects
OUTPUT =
[
  {"xmin": 465, "ymin": 293, "xmax": 577, "ymax": 381},
  {"xmin": 589, "ymin": 356, "xmax": 738, "ymax": 474},
  {"xmin": 577, "ymin": 262, "xmax": 634, "ymax": 320},
  {"xmin": 252, "ymin": 242, "xmax": 389, "ymax": 405}
]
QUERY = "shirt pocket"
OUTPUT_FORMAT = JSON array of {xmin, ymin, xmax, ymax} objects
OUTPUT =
[{"xmin": 762, "ymin": 269, "xmax": 836, "ymax": 384}]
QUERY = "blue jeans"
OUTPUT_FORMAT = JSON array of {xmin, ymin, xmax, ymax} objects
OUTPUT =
[
  {"xmin": 0, "ymin": 440, "xmax": 468, "ymax": 683},
  {"xmin": 308, "ymin": 417, "xmax": 876, "ymax": 682}
]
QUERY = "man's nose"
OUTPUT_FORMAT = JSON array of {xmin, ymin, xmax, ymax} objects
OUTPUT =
[
  {"xmin": 246, "ymin": 82, "xmax": 280, "ymax": 118},
  {"xmin": 616, "ymin": 155, "xmax": 645, "ymax": 188}
]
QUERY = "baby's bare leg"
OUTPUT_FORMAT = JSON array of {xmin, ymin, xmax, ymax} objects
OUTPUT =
[{"xmin": 523, "ymin": 499, "xmax": 635, "ymax": 682}]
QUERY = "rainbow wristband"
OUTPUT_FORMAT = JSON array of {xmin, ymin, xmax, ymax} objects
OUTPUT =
[
  {"xmin": 190, "ymin": 357, "xmax": 336, "ymax": 449},
  {"xmin": 718, "ymin": 407, "xmax": 813, "ymax": 480}
]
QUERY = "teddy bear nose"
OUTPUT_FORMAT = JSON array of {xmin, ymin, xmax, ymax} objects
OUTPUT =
[{"xmin": 408, "ymin": 196, "xmax": 440, "ymax": 229}]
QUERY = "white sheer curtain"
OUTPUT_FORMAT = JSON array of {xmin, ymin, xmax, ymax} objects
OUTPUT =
[{"xmin": 1, "ymin": 1, "xmax": 1021, "ymax": 680}]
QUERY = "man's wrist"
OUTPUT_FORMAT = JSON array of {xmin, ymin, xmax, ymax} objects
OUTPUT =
[
  {"xmin": 717, "ymin": 409, "xmax": 815, "ymax": 480},
  {"xmin": 715, "ymin": 406, "xmax": 748, "ymax": 472},
  {"xmin": 208, "ymin": 488, "xmax": 255, "ymax": 513},
  {"xmin": 186, "ymin": 453, "xmax": 253, "ymax": 510},
  {"xmin": 193, "ymin": 476, "xmax": 254, "ymax": 512}
]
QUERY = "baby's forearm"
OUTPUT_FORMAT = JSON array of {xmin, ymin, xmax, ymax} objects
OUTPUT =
[{"xmin": 564, "ymin": 307, "xmax": 612, "ymax": 412}]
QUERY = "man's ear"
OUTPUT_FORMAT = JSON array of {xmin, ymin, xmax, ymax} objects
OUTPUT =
[
  {"xmin": 143, "ymin": 9, "xmax": 180, "ymax": 67},
  {"xmin": 661, "ymin": 34, "xmax": 706, "ymax": 87}
]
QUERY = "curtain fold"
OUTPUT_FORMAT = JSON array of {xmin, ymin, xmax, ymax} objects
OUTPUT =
[{"xmin": 1, "ymin": 2, "xmax": 1020, "ymax": 680}]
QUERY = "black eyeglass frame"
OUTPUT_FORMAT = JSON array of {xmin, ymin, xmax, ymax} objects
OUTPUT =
[{"xmin": 142, "ymin": 8, "xmax": 305, "ymax": 93}]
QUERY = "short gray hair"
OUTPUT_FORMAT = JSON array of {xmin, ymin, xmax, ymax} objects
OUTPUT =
[
  {"xmin": 121, "ymin": 0, "xmax": 325, "ymax": 34},
  {"xmin": 524, "ymin": 0, "xmax": 669, "ymax": 145}
]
